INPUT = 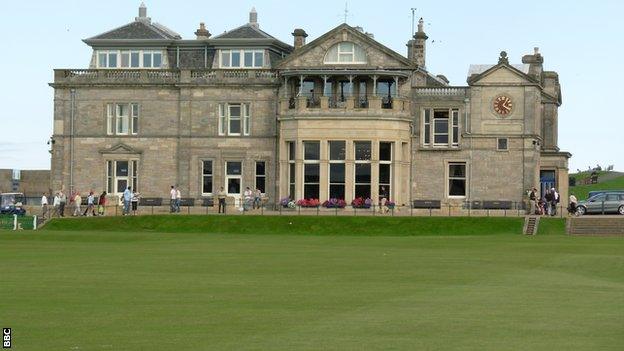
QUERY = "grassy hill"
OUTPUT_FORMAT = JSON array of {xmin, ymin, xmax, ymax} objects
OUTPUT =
[{"xmin": 569, "ymin": 171, "xmax": 624, "ymax": 200}]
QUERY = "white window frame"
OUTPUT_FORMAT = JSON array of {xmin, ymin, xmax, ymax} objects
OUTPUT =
[
  {"xmin": 225, "ymin": 161, "xmax": 243, "ymax": 199},
  {"xmin": 201, "ymin": 160, "xmax": 213, "ymax": 196},
  {"xmin": 288, "ymin": 141, "xmax": 296, "ymax": 199},
  {"xmin": 106, "ymin": 160, "xmax": 139, "ymax": 195},
  {"xmin": 219, "ymin": 49, "xmax": 265, "ymax": 68},
  {"xmin": 218, "ymin": 103, "xmax": 251, "ymax": 136},
  {"xmin": 324, "ymin": 42, "xmax": 368, "ymax": 64},
  {"xmin": 107, "ymin": 103, "xmax": 139, "ymax": 136},
  {"xmin": 447, "ymin": 162, "xmax": 467, "ymax": 199},
  {"xmin": 96, "ymin": 50, "xmax": 163, "ymax": 69},
  {"xmin": 422, "ymin": 108, "xmax": 461, "ymax": 148}
]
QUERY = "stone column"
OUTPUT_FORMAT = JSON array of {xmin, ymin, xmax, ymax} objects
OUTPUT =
[
  {"xmin": 344, "ymin": 140, "xmax": 354, "ymax": 202},
  {"xmin": 319, "ymin": 140, "xmax": 328, "ymax": 201},
  {"xmin": 371, "ymin": 140, "xmax": 379, "ymax": 206}
]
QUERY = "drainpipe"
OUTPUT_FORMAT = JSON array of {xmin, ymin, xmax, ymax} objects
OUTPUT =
[
  {"xmin": 69, "ymin": 88, "xmax": 76, "ymax": 192},
  {"xmin": 464, "ymin": 97, "xmax": 471, "ymax": 200}
]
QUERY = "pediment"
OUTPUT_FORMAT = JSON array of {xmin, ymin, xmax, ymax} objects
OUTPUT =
[
  {"xmin": 278, "ymin": 24, "xmax": 412, "ymax": 70},
  {"xmin": 468, "ymin": 65, "xmax": 537, "ymax": 86},
  {"xmin": 99, "ymin": 143, "xmax": 142, "ymax": 155}
]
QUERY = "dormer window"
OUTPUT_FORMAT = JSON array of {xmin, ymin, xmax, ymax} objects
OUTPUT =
[
  {"xmin": 324, "ymin": 42, "xmax": 367, "ymax": 64},
  {"xmin": 220, "ymin": 49, "xmax": 264, "ymax": 68},
  {"xmin": 97, "ymin": 50, "xmax": 163, "ymax": 69}
]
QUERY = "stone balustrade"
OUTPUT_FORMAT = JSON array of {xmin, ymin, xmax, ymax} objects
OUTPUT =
[
  {"xmin": 53, "ymin": 69, "xmax": 279, "ymax": 85},
  {"xmin": 414, "ymin": 87, "xmax": 468, "ymax": 96},
  {"xmin": 279, "ymin": 95, "xmax": 411, "ymax": 118}
]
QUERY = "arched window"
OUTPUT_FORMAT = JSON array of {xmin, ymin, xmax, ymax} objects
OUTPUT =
[{"xmin": 324, "ymin": 42, "xmax": 367, "ymax": 64}]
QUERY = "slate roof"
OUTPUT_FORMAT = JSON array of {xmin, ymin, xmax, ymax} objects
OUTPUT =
[
  {"xmin": 87, "ymin": 20, "xmax": 181, "ymax": 41},
  {"xmin": 212, "ymin": 24, "xmax": 280, "ymax": 40},
  {"xmin": 468, "ymin": 64, "xmax": 528, "ymax": 78}
]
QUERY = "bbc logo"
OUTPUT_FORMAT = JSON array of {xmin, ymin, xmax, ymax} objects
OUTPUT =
[{"xmin": 2, "ymin": 328, "xmax": 10, "ymax": 349}]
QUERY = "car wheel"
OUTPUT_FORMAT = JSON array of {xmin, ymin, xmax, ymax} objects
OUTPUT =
[
  {"xmin": 619, "ymin": 206, "xmax": 624, "ymax": 215},
  {"xmin": 577, "ymin": 206, "xmax": 587, "ymax": 216}
]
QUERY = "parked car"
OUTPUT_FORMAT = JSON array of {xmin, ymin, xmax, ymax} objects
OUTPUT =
[
  {"xmin": 577, "ymin": 192, "xmax": 624, "ymax": 215},
  {"xmin": 0, "ymin": 192, "xmax": 27, "ymax": 215},
  {"xmin": 587, "ymin": 190, "xmax": 624, "ymax": 199}
]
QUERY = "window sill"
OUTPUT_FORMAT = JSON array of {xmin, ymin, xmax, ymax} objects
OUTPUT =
[{"xmin": 419, "ymin": 145, "xmax": 462, "ymax": 151}]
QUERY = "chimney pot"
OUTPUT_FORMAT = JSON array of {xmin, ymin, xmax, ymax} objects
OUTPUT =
[
  {"xmin": 292, "ymin": 28, "xmax": 308, "ymax": 49},
  {"xmin": 249, "ymin": 7, "xmax": 259, "ymax": 28},
  {"xmin": 195, "ymin": 22, "xmax": 211, "ymax": 39}
]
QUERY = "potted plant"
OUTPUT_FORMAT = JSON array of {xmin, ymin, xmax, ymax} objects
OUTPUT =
[
  {"xmin": 296, "ymin": 198, "xmax": 320, "ymax": 208},
  {"xmin": 322, "ymin": 198, "xmax": 347, "ymax": 208},
  {"xmin": 351, "ymin": 197, "xmax": 372, "ymax": 209}
]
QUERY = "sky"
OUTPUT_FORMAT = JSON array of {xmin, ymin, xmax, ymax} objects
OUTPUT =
[{"xmin": 0, "ymin": 0, "xmax": 622, "ymax": 172}]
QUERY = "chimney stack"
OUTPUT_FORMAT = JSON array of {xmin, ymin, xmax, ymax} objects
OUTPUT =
[
  {"xmin": 407, "ymin": 18, "xmax": 428, "ymax": 68},
  {"xmin": 522, "ymin": 47, "xmax": 544, "ymax": 80},
  {"xmin": 292, "ymin": 28, "xmax": 308, "ymax": 50},
  {"xmin": 195, "ymin": 22, "xmax": 211, "ymax": 40},
  {"xmin": 136, "ymin": 2, "xmax": 151, "ymax": 23},
  {"xmin": 249, "ymin": 7, "xmax": 259, "ymax": 28}
]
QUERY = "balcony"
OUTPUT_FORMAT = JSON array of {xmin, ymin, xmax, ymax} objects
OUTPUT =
[
  {"xmin": 52, "ymin": 69, "xmax": 279, "ymax": 86},
  {"xmin": 279, "ymin": 94, "xmax": 411, "ymax": 119}
]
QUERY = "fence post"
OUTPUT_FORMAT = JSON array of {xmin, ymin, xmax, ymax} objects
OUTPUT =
[
  {"xmin": 602, "ymin": 201, "xmax": 605, "ymax": 215},
  {"xmin": 391, "ymin": 207, "xmax": 394, "ymax": 216},
  {"xmin": 335, "ymin": 206, "xmax": 338, "ymax": 216},
  {"xmin": 298, "ymin": 205, "xmax": 301, "ymax": 215},
  {"xmin": 33, "ymin": 215, "xmax": 37, "ymax": 230},
  {"xmin": 373, "ymin": 204, "xmax": 376, "ymax": 216},
  {"xmin": 448, "ymin": 203, "xmax": 451, "ymax": 216},
  {"xmin": 261, "ymin": 205, "xmax": 264, "ymax": 215},
  {"xmin": 487, "ymin": 209, "xmax": 490, "ymax": 217},
  {"xmin": 115, "ymin": 205, "xmax": 118, "ymax": 216},
  {"xmin": 13, "ymin": 215, "xmax": 17, "ymax": 230},
  {"xmin": 429, "ymin": 207, "xmax": 432, "ymax": 217}
]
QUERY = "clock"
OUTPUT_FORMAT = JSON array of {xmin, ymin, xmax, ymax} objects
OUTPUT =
[{"xmin": 493, "ymin": 95, "xmax": 513, "ymax": 116}]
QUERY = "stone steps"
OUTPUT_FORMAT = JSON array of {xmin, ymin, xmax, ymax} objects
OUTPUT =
[
  {"xmin": 568, "ymin": 216, "xmax": 624, "ymax": 235},
  {"xmin": 523, "ymin": 216, "xmax": 539, "ymax": 235}
]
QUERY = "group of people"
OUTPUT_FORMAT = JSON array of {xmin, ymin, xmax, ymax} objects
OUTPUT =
[
  {"xmin": 168, "ymin": 185, "xmax": 263, "ymax": 214},
  {"xmin": 527, "ymin": 187, "xmax": 564, "ymax": 216},
  {"xmin": 40, "ymin": 190, "xmax": 108, "ymax": 220}
]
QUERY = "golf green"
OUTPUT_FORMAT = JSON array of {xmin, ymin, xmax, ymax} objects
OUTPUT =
[{"xmin": 0, "ymin": 217, "xmax": 622, "ymax": 350}]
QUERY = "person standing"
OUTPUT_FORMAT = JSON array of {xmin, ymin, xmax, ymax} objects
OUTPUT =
[
  {"xmin": 52, "ymin": 192, "xmax": 61, "ymax": 218},
  {"xmin": 243, "ymin": 187, "xmax": 253, "ymax": 211},
  {"xmin": 122, "ymin": 186, "xmax": 132, "ymax": 215},
  {"xmin": 175, "ymin": 187, "xmax": 182, "ymax": 213},
  {"xmin": 528, "ymin": 187, "xmax": 537, "ymax": 215},
  {"xmin": 253, "ymin": 188, "xmax": 262, "ymax": 209},
  {"xmin": 379, "ymin": 186, "xmax": 388, "ymax": 214},
  {"xmin": 551, "ymin": 188, "xmax": 559, "ymax": 216},
  {"xmin": 98, "ymin": 191, "xmax": 107, "ymax": 216},
  {"xmin": 83, "ymin": 191, "xmax": 96, "ymax": 216},
  {"xmin": 568, "ymin": 194, "xmax": 578, "ymax": 216},
  {"xmin": 217, "ymin": 186, "xmax": 227, "ymax": 214},
  {"xmin": 59, "ymin": 191, "xmax": 67, "ymax": 217},
  {"xmin": 169, "ymin": 186, "xmax": 177, "ymax": 213},
  {"xmin": 41, "ymin": 192, "xmax": 49, "ymax": 220},
  {"xmin": 73, "ymin": 192, "xmax": 82, "ymax": 217},
  {"xmin": 131, "ymin": 190, "xmax": 140, "ymax": 215}
]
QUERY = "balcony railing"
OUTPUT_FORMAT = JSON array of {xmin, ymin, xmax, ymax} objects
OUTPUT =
[
  {"xmin": 414, "ymin": 87, "xmax": 468, "ymax": 97},
  {"xmin": 281, "ymin": 94, "xmax": 410, "ymax": 116},
  {"xmin": 53, "ymin": 69, "xmax": 279, "ymax": 85}
]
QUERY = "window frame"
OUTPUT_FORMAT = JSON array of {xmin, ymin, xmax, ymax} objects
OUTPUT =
[
  {"xmin": 422, "ymin": 108, "xmax": 461, "ymax": 148},
  {"xmin": 219, "ymin": 49, "xmax": 265, "ymax": 68},
  {"xmin": 379, "ymin": 142, "xmax": 393, "ymax": 200},
  {"xmin": 255, "ymin": 161, "xmax": 266, "ymax": 194},
  {"xmin": 324, "ymin": 42, "xmax": 368, "ymax": 64},
  {"xmin": 218, "ymin": 103, "xmax": 251, "ymax": 136},
  {"xmin": 96, "ymin": 49, "xmax": 164, "ymax": 69},
  {"xmin": 106, "ymin": 160, "xmax": 139, "ymax": 195},
  {"xmin": 447, "ymin": 162, "xmax": 467, "ymax": 198},
  {"xmin": 303, "ymin": 141, "xmax": 320, "ymax": 200},
  {"xmin": 353, "ymin": 141, "xmax": 372, "ymax": 199},
  {"xmin": 497, "ymin": 138, "xmax": 509, "ymax": 151},
  {"xmin": 201, "ymin": 160, "xmax": 214, "ymax": 196},
  {"xmin": 106, "ymin": 103, "xmax": 139, "ymax": 136}
]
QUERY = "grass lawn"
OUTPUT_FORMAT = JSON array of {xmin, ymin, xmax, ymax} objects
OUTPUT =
[
  {"xmin": 1, "ymin": 216, "xmax": 623, "ymax": 350},
  {"xmin": 570, "ymin": 174, "xmax": 624, "ymax": 200}
]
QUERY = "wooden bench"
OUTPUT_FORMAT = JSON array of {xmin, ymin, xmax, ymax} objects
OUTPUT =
[
  {"xmin": 139, "ymin": 198, "xmax": 163, "ymax": 206},
  {"xmin": 412, "ymin": 200, "xmax": 441, "ymax": 209}
]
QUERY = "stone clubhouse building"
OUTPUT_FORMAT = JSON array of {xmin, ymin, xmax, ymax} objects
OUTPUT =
[{"xmin": 50, "ymin": 4, "xmax": 570, "ymax": 208}]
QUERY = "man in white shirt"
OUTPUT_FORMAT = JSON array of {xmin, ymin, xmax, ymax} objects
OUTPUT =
[
  {"xmin": 52, "ymin": 192, "xmax": 61, "ymax": 218},
  {"xmin": 175, "ymin": 187, "xmax": 182, "ymax": 213},
  {"xmin": 41, "ymin": 193, "xmax": 49, "ymax": 220},
  {"xmin": 170, "ymin": 186, "xmax": 177, "ymax": 213}
]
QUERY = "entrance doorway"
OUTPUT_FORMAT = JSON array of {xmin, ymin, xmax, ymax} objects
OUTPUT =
[
  {"xmin": 540, "ymin": 170, "xmax": 556, "ymax": 199},
  {"xmin": 225, "ymin": 161, "xmax": 242, "ymax": 203}
]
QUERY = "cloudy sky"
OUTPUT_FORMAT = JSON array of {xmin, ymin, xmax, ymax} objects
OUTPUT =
[{"xmin": 0, "ymin": 0, "xmax": 622, "ymax": 172}]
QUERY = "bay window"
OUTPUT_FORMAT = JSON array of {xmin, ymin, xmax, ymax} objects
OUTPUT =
[
  {"xmin": 379, "ymin": 142, "xmax": 392, "ymax": 200},
  {"xmin": 288, "ymin": 142, "xmax": 296, "ymax": 199},
  {"xmin": 303, "ymin": 141, "xmax": 320, "ymax": 200}
]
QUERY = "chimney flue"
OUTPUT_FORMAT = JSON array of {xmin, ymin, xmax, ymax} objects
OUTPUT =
[
  {"xmin": 249, "ymin": 7, "xmax": 258, "ymax": 28},
  {"xmin": 195, "ymin": 22, "xmax": 211, "ymax": 40},
  {"xmin": 292, "ymin": 28, "xmax": 308, "ymax": 49},
  {"xmin": 136, "ymin": 2, "xmax": 151, "ymax": 23}
]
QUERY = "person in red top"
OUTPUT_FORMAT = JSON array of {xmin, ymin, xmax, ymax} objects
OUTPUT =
[{"xmin": 98, "ymin": 191, "xmax": 107, "ymax": 216}]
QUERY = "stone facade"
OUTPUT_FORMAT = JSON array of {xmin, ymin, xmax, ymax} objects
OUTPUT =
[
  {"xmin": 50, "ymin": 6, "xmax": 570, "ymax": 207},
  {"xmin": 0, "ymin": 169, "xmax": 50, "ymax": 196}
]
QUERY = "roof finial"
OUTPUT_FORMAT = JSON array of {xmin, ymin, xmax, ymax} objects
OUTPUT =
[
  {"xmin": 418, "ymin": 17, "xmax": 424, "ymax": 32},
  {"xmin": 249, "ymin": 7, "xmax": 258, "ymax": 28},
  {"xmin": 498, "ymin": 51, "xmax": 509, "ymax": 64}
]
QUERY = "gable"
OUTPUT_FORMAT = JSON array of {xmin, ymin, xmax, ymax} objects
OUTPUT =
[
  {"xmin": 469, "ymin": 65, "xmax": 536, "ymax": 86},
  {"xmin": 278, "ymin": 24, "xmax": 411, "ymax": 70},
  {"xmin": 99, "ymin": 143, "xmax": 142, "ymax": 155},
  {"xmin": 213, "ymin": 24, "xmax": 274, "ymax": 39}
]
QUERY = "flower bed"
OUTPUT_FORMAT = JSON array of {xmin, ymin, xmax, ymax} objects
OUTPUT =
[
  {"xmin": 351, "ymin": 197, "xmax": 372, "ymax": 209},
  {"xmin": 296, "ymin": 199, "xmax": 320, "ymax": 208},
  {"xmin": 279, "ymin": 197, "xmax": 296, "ymax": 209},
  {"xmin": 322, "ymin": 198, "xmax": 347, "ymax": 208}
]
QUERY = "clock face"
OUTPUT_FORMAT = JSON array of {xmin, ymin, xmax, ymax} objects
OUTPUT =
[{"xmin": 493, "ymin": 95, "xmax": 513, "ymax": 116}]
